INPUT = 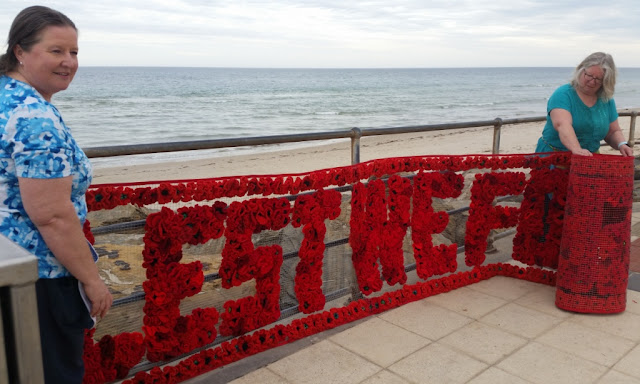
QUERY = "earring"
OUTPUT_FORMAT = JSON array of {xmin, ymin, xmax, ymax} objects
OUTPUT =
[{"xmin": 19, "ymin": 61, "xmax": 23, "ymax": 65}]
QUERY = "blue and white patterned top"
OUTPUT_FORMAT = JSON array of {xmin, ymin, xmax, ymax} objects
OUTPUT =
[{"xmin": 0, "ymin": 75, "xmax": 92, "ymax": 278}]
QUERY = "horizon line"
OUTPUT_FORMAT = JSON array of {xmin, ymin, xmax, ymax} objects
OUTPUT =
[{"xmin": 78, "ymin": 65, "xmax": 640, "ymax": 70}]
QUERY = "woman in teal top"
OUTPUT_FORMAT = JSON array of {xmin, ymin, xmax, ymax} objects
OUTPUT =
[{"xmin": 535, "ymin": 52, "xmax": 633, "ymax": 157}]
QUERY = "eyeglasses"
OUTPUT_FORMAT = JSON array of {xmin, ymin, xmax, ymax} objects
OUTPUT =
[{"xmin": 583, "ymin": 71, "xmax": 603, "ymax": 84}]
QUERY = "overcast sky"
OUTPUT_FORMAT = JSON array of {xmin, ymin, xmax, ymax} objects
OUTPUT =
[{"xmin": 1, "ymin": 0, "xmax": 639, "ymax": 68}]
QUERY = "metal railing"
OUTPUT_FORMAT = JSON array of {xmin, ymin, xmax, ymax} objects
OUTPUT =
[
  {"xmin": 84, "ymin": 111, "xmax": 638, "ymax": 164},
  {"xmin": 0, "ymin": 235, "xmax": 44, "ymax": 384}
]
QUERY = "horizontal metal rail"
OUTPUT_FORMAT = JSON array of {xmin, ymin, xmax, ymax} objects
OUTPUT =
[{"xmin": 83, "ymin": 111, "xmax": 639, "ymax": 162}]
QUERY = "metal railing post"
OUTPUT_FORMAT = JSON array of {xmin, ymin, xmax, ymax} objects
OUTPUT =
[
  {"xmin": 492, "ymin": 118, "xmax": 503, "ymax": 154},
  {"xmin": 348, "ymin": 127, "xmax": 364, "ymax": 302},
  {"xmin": 0, "ymin": 235, "xmax": 44, "ymax": 384},
  {"xmin": 350, "ymin": 127, "xmax": 362, "ymax": 165}
]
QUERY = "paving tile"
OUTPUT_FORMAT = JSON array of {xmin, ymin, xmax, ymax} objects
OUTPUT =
[
  {"xmin": 228, "ymin": 368, "xmax": 289, "ymax": 384},
  {"xmin": 479, "ymin": 302, "xmax": 564, "ymax": 339},
  {"xmin": 359, "ymin": 370, "xmax": 411, "ymax": 384},
  {"xmin": 514, "ymin": 284, "xmax": 574, "ymax": 319},
  {"xmin": 439, "ymin": 321, "xmax": 527, "ymax": 364},
  {"xmin": 626, "ymin": 290, "xmax": 640, "ymax": 315},
  {"xmin": 328, "ymin": 317, "xmax": 430, "ymax": 367},
  {"xmin": 267, "ymin": 340, "xmax": 381, "ymax": 384},
  {"xmin": 423, "ymin": 286, "xmax": 508, "ymax": 319},
  {"xmin": 466, "ymin": 367, "xmax": 533, "ymax": 384},
  {"xmin": 466, "ymin": 276, "xmax": 540, "ymax": 301},
  {"xmin": 497, "ymin": 342, "xmax": 608, "ymax": 384},
  {"xmin": 613, "ymin": 344, "xmax": 640, "ymax": 379},
  {"xmin": 568, "ymin": 311, "xmax": 640, "ymax": 342},
  {"xmin": 388, "ymin": 343, "xmax": 487, "ymax": 384},
  {"xmin": 536, "ymin": 321, "xmax": 636, "ymax": 367},
  {"xmin": 597, "ymin": 370, "xmax": 640, "ymax": 384},
  {"xmin": 378, "ymin": 299, "xmax": 473, "ymax": 340}
]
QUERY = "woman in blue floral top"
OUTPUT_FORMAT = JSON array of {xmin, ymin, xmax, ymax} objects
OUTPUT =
[{"xmin": 0, "ymin": 6, "xmax": 112, "ymax": 383}]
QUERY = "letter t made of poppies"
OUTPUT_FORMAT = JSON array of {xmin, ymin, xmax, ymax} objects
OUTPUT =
[{"xmin": 291, "ymin": 189, "xmax": 342, "ymax": 314}]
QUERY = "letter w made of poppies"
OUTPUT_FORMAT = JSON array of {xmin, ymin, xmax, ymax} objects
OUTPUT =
[{"xmin": 349, "ymin": 173, "xmax": 461, "ymax": 296}]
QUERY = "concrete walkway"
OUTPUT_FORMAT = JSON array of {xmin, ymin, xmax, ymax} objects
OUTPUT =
[{"xmin": 182, "ymin": 203, "xmax": 640, "ymax": 384}]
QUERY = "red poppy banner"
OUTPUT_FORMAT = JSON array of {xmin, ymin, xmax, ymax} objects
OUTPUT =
[{"xmin": 81, "ymin": 152, "xmax": 590, "ymax": 383}]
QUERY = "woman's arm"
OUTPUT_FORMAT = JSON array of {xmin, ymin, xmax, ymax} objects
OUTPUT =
[
  {"xmin": 604, "ymin": 119, "xmax": 634, "ymax": 156},
  {"xmin": 18, "ymin": 176, "xmax": 112, "ymax": 318},
  {"xmin": 550, "ymin": 108, "xmax": 592, "ymax": 156}
]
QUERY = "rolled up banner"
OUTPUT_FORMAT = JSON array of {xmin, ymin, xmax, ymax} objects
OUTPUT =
[{"xmin": 556, "ymin": 154, "xmax": 634, "ymax": 313}]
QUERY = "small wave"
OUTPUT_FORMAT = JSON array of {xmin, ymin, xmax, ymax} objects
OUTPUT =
[{"xmin": 437, "ymin": 102, "xmax": 496, "ymax": 109}]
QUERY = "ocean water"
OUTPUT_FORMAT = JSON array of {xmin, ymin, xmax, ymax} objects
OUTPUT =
[{"xmin": 53, "ymin": 67, "xmax": 640, "ymax": 164}]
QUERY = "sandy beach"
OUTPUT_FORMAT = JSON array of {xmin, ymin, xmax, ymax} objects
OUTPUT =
[{"xmin": 91, "ymin": 117, "xmax": 635, "ymax": 184}]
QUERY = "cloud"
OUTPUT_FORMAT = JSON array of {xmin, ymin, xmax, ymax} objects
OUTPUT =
[{"xmin": 1, "ymin": 0, "xmax": 638, "ymax": 67}]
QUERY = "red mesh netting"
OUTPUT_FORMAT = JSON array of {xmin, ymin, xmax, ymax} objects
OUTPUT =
[{"xmin": 556, "ymin": 154, "xmax": 634, "ymax": 313}]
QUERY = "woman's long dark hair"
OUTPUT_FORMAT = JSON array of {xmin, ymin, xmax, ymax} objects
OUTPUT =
[{"xmin": 0, "ymin": 6, "xmax": 76, "ymax": 74}]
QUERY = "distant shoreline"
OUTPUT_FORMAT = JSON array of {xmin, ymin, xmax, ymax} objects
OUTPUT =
[{"xmin": 76, "ymin": 66, "xmax": 640, "ymax": 70}]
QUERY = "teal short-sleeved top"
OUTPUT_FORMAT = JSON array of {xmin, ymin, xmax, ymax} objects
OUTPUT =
[{"xmin": 535, "ymin": 84, "xmax": 618, "ymax": 153}]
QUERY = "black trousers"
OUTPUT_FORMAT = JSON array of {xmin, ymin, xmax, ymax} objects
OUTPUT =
[{"xmin": 36, "ymin": 277, "xmax": 93, "ymax": 384}]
